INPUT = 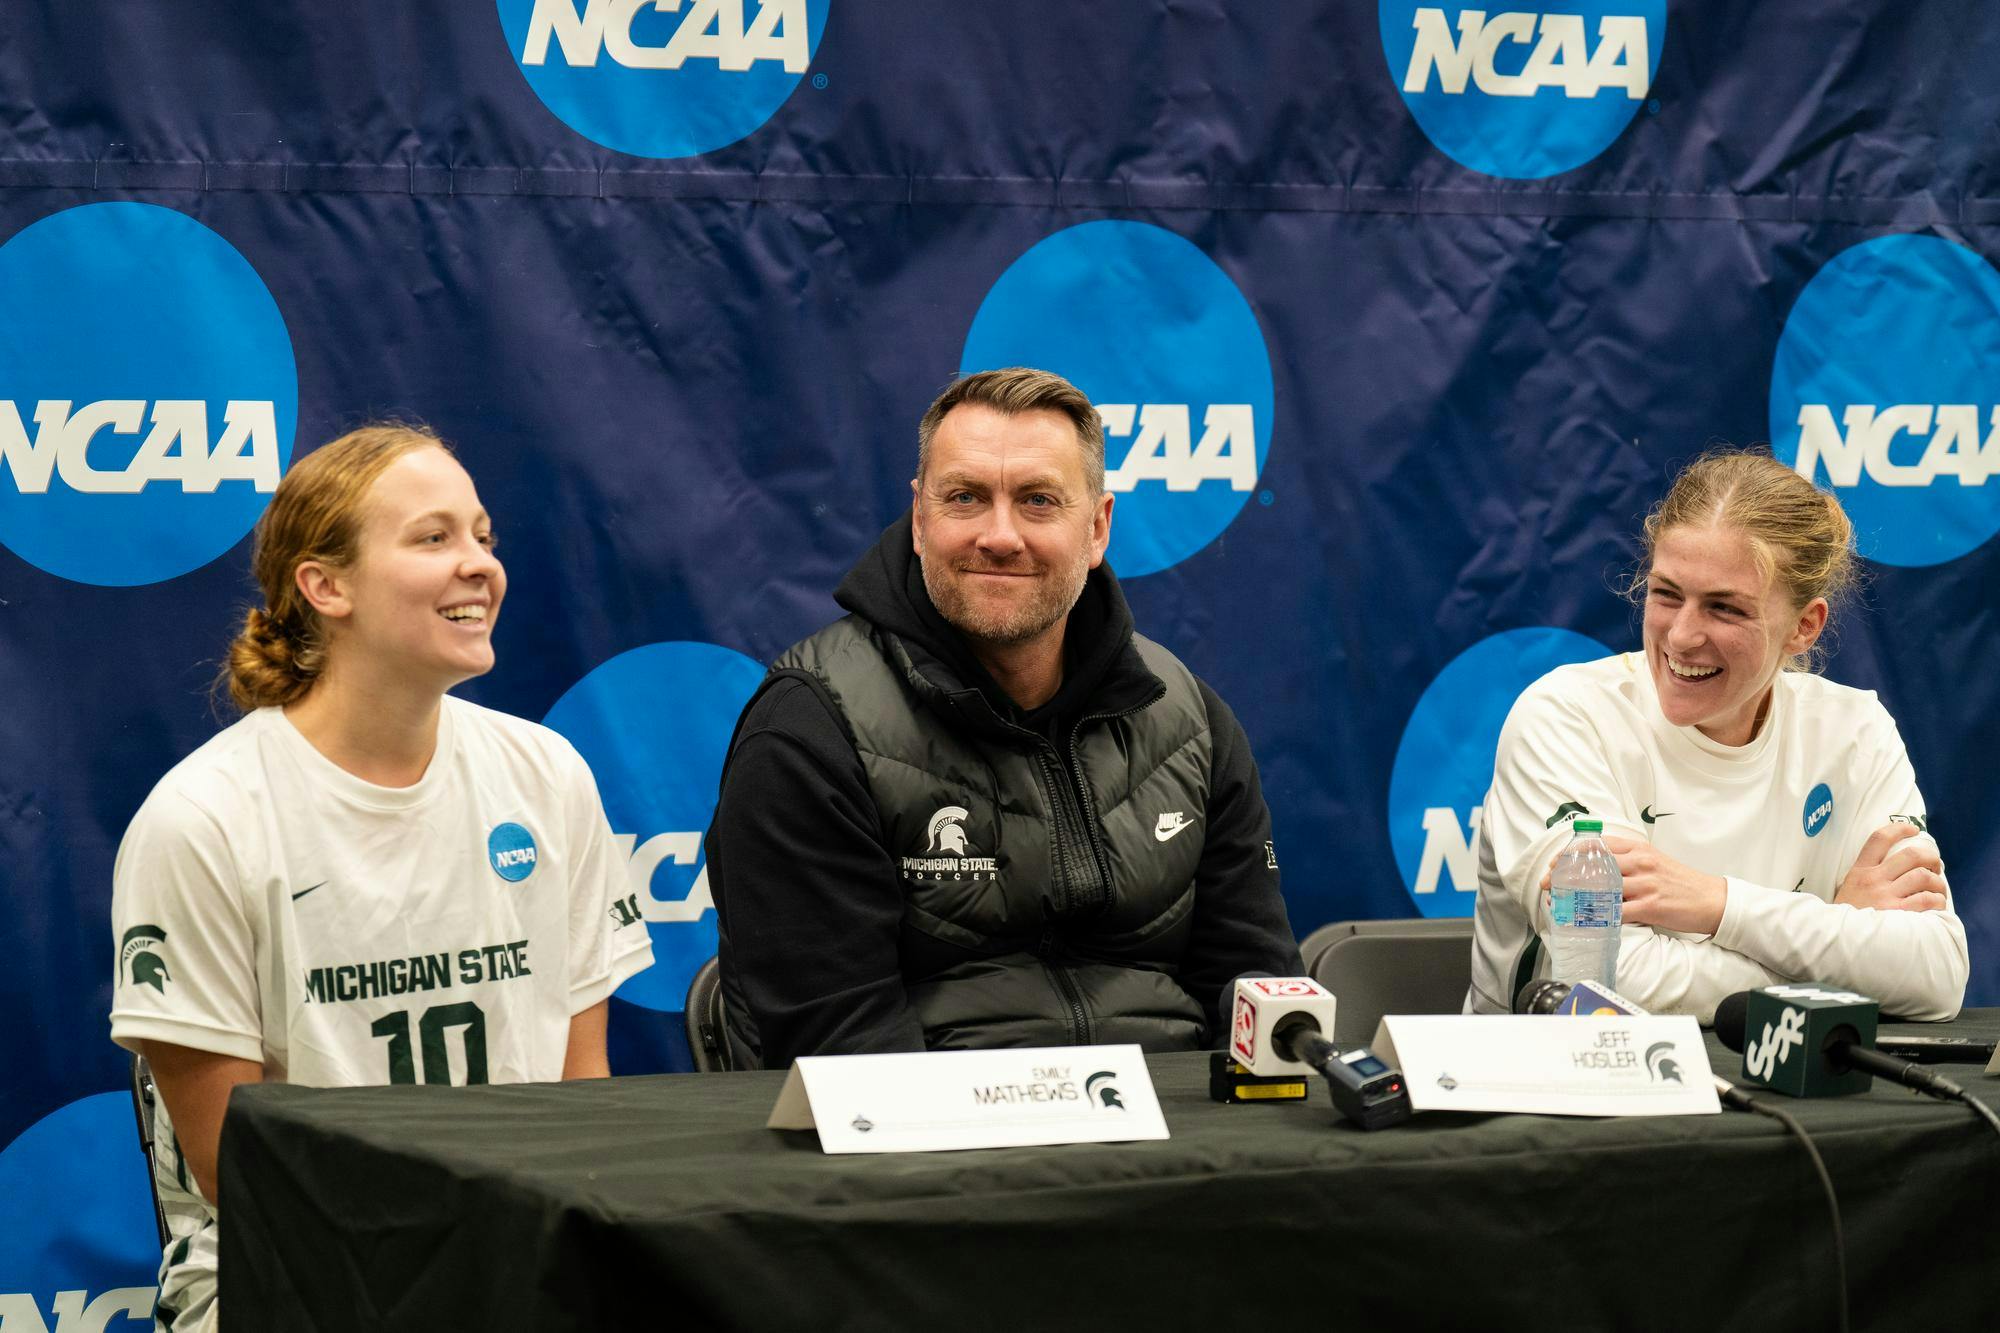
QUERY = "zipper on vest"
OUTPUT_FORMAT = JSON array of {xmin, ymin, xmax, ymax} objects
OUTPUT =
[
  {"xmin": 1037, "ymin": 931, "xmax": 1092, "ymax": 1046},
  {"xmin": 1058, "ymin": 696, "xmax": 1157, "ymax": 913},
  {"xmin": 1060, "ymin": 734, "xmax": 1112, "ymax": 914},
  {"xmin": 1021, "ymin": 686, "xmax": 1165, "ymax": 1046},
  {"xmin": 1032, "ymin": 743, "xmax": 1095, "ymax": 916}
]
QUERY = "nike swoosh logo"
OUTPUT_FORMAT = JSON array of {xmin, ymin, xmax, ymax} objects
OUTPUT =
[
  {"xmin": 291, "ymin": 882, "xmax": 326, "ymax": 901},
  {"xmin": 1154, "ymin": 816, "xmax": 1193, "ymax": 843},
  {"xmin": 1640, "ymin": 806, "xmax": 1674, "ymax": 824}
]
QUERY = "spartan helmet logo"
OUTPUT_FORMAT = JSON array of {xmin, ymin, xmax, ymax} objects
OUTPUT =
[
  {"xmin": 1644, "ymin": 1041, "xmax": 1685, "ymax": 1085},
  {"xmin": 120, "ymin": 924, "xmax": 171, "ymax": 993},
  {"xmin": 926, "ymin": 806, "xmax": 972, "ymax": 856}
]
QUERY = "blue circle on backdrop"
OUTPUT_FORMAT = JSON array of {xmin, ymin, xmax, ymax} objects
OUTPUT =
[
  {"xmin": 1770, "ymin": 234, "xmax": 2000, "ymax": 567},
  {"xmin": 487, "ymin": 822, "xmax": 540, "ymax": 882},
  {"xmin": 1802, "ymin": 783, "xmax": 1835, "ymax": 838},
  {"xmin": 961, "ymin": 221, "xmax": 1275, "ymax": 578},
  {"xmin": 495, "ymin": 0, "xmax": 829, "ymax": 158},
  {"xmin": 1387, "ymin": 628, "xmax": 1613, "ymax": 917},
  {"xmin": 0, "ymin": 203, "xmax": 297, "ymax": 586},
  {"xmin": 543, "ymin": 641, "xmax": 767, "ymax": 1011},
  {"xmin": 1379, "ymin": 1, "xmax": 1665, "ymax": 179},
  {"xmin": 0, "ymin": 1093, "xmax": 162, "ymax": 1322}
]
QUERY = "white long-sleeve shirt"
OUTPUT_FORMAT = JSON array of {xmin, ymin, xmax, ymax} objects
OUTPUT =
[{"xmin": 1465, "ymin": 653, "xmax": 1968, "ymax": 1022}]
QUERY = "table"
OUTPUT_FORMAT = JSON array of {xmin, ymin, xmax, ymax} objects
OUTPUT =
[{"xmin": 220, "ymin": 1013, "xmax": 2000, "ymax": 1332}]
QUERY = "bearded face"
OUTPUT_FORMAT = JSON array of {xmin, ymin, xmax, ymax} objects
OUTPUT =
[{"xmin": 912, "ymin": 404, "xmax": 1110, "ymax": 655}]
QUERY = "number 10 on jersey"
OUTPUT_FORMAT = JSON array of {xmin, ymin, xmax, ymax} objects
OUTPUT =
[{"xmin": 370, "ymin": 1001, "xmax": 489, "ymax": 1084}]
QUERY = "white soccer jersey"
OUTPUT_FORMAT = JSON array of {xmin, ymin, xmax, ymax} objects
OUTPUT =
[
  {"xmin": 109, "ymin": 695, "xmax": 653, "ymax": 1331},
  {"xmin": 1466, "ymin": 653, "xmax": 1968, "ymax": 1023}
]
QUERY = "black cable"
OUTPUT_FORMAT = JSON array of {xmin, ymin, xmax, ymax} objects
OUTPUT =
[
  {"xmin": 1952, "ymin": 1088, "xmax": 2000, "ymax": 1140},
  {"xmin": 1716, "ymin": 1082, "xmax": 1848, "ymax": 1333},
  {"xmin": 1837, "ymin": 1046, "xmax": 2000, "ymax": 1141}
]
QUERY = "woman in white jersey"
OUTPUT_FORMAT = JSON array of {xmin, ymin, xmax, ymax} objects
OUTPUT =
[
  {"xmin": 108, "ymin": 424, "xmax": 653, "ymax": 1333},
  {"xmin": 1467, "ymin": 451, "xmax": 1967, "ymax": 1022}
]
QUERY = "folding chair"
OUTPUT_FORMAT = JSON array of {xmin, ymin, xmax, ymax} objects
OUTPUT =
[
  {"xmin": 683, "ymin": 956, "xmax": 733, "ymax": 1072},
  {"xmin": 1302, "ymin": 917, "xmax": 1476, "ymax": 1045},
  {"xmin": 128, "ymin": 1053, "xmax": 171, "ymax": 1245}
]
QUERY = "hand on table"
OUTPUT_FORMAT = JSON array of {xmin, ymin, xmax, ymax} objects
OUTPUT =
[
  {"xmin": 1540, "ymin": 836, "xmax": 1726, "ymax": 936},
  {"xmin": 1835, "ymin": 822, "xmax": 1947, "ymax": 913}
]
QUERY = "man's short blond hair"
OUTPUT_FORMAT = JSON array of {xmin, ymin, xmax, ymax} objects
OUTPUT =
[{"xmin": 916, "ymin": 367, "xmax": 1105, "ymax": 495}]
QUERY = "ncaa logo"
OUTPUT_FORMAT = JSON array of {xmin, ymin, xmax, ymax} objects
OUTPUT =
[
  {"xmin": 961, "ymin": 221, "xmax": 1275, "ymax": 577},
  {"xmin": 0, "ymin": 204, "xmax": 297, "ymax": 587},
  {"xmin": 1386, "ymin": 627, "xmax": 1611, "ymax": 916},
  {"xmin": 542, "ymin": 640, "xmax": 765, "ymax": 1012},
  {"xmin": 1801, "ymin": 782, "xmax": 1834, "ymax": 839},
  {"xmin": 487, "ymin": 822, "xmax": 540, "ymax": 881},
  {"xmin": 0, "ymin": 1094, "xmax": 161, "ymax": 1330},
  {"xmin": 496, "ymin": 0, "xmax": 829, "ymax": 158},
  {"xmin": 1380, "ymin": 1, "xmax": 1665, "ymax": 179},
  {"xmin": 1771, "ymin": 235, "xmax": 2000, "ymax": 567}
]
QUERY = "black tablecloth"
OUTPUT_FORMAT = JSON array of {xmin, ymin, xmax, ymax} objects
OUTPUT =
[{"xmin": 221, "ymin": 1013, "xmax": 2000, "ymax": 1332}]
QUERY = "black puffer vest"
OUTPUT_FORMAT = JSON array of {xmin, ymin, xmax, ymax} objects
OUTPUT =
[{"xmin": 770, "ymin": 615, "xmax": 1216, "ymax": 1051}]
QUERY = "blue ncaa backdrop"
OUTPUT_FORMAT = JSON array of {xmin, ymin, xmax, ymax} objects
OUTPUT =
[{"xmin": 4, "ymin": 1, "xmax": 1998, "ymax": 1320}]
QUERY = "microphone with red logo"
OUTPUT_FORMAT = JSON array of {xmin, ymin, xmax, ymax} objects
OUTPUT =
[
  {"xmin": 1209, "ymin": 978, "xmax": 1412, "ymax": 1130},
  {"xmin": 1228, "ymin": 977, "xmax": 1338, "ymax": 1077},
  {"xmin": 1211, "ymin": 976, "xmax": 1327, "ymax": 1103}
]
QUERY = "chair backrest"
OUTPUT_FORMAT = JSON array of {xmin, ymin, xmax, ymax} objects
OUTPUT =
[
  {"xmin": 1299, "ymin": 915, "xmax": 1472, "ymax": 976},
  {"xmin": 1304, "ymin": 918, "xmax": 1476, "ymax": 1046},
  {"xmin": 683, "ymin": 956, "xmax": 732, "ymax": 1072},
  {"xmin": 128, "ymin": 1053, "xmax": 171, "ymax": 1245}
]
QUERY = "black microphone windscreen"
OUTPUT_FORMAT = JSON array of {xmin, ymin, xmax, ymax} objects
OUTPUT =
[
  {"xmin": 1712, "ymin": 991, "xmax": 1752, "ymax": 1052},
  {"xmin": 1514, "ymin": 977, "xmax": 1569, "ymax": 1015}
]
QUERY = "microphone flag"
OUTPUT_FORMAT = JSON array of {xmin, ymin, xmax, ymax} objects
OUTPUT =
[
  {"xmin": 1229, "ymin": 977, "xmax": 1338, "ymax": 1077},
  {"xmin": 1554, "ymin": 981, "xmax": 1641, "ymax": 1016},
  {"xmin": 1740, "ymin": 985, "xmax": 1879, "ymax": 1098}
]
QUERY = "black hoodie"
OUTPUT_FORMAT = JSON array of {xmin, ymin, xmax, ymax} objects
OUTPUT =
[{"xmin": 706, "ymin": 516, "xmax": 1301, "ymax": 1069}]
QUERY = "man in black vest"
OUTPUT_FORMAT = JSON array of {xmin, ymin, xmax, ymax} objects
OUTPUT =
[{"xmin": 708, "ymin": 367, "xmax": 1301, "ymax": 1069}]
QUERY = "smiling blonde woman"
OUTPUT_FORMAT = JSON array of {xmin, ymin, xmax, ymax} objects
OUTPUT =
[
  {"xmin": 107, "ymin": 423, "xmax": 652, "ymax": 1333},
  {"xmin": 1465, "ymin": 450, "xmax": 1968, "ymax": 1023}
]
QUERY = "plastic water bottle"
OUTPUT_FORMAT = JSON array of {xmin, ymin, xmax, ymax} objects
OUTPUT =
[{"xmin": 1549, "ymin": 818, "xmax": 1622, "ymax": 990}]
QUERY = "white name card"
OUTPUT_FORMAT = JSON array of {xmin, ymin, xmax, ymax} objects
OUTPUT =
[
  {"xmin": 766, "ymin": 1044, "xmax": 1171, "ymax": 1154},
  {"xmin": 1371, "ymin": 1015, "xmax": 1720, "ymax": 1117}
]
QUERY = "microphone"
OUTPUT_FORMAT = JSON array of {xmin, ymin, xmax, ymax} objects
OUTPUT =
[
  {"xmin": 1825, "ymin": 1042, "xmax": 1972, "ymax": 1099},
  {"xmin": 1268, "ymin": 1011, "xmax": 1414, "ymax": 1132},
  {"xmin": 1219, "ymin": 969, "xmax": 1275, "ymax": 1031},
  {"xmin": 1228, "ymin": 977, "xmax": 1339, "ymax": 1077},
  {"xmin": 1515, "ymin": 978, "xmax": 1641, "ymax": 1016},
  {"xmin": 1515, "ymin": 977, "xmax": 1568, "ymax": 1014},
  {"xmin": 1551, "ymin": 980, "xmax": 1641, "ymax": 1015},
  {"xmin": 1713, "ymin": 986, "xmax": 1971, "ymax": 1101},
  {"xmin": 1709, "ymin": 992, "xmax": 1993, "ymax": 1065},
  {"xmin": 1211, "ymin": 976, "xmax": 1338, "ymax": 1103},
  {"xmin": 1270, "ymin": 1011, "xmax": 1337, "ymax": 1072},
  {"xmin": 1216, "ymin": 977, "xmax": 1411, "ymax": 1128}
]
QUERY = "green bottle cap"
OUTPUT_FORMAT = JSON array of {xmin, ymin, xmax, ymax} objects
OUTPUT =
[{"xmin": 1572, "ymin": 818, "xmax": 1603, "ymax": 833}]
